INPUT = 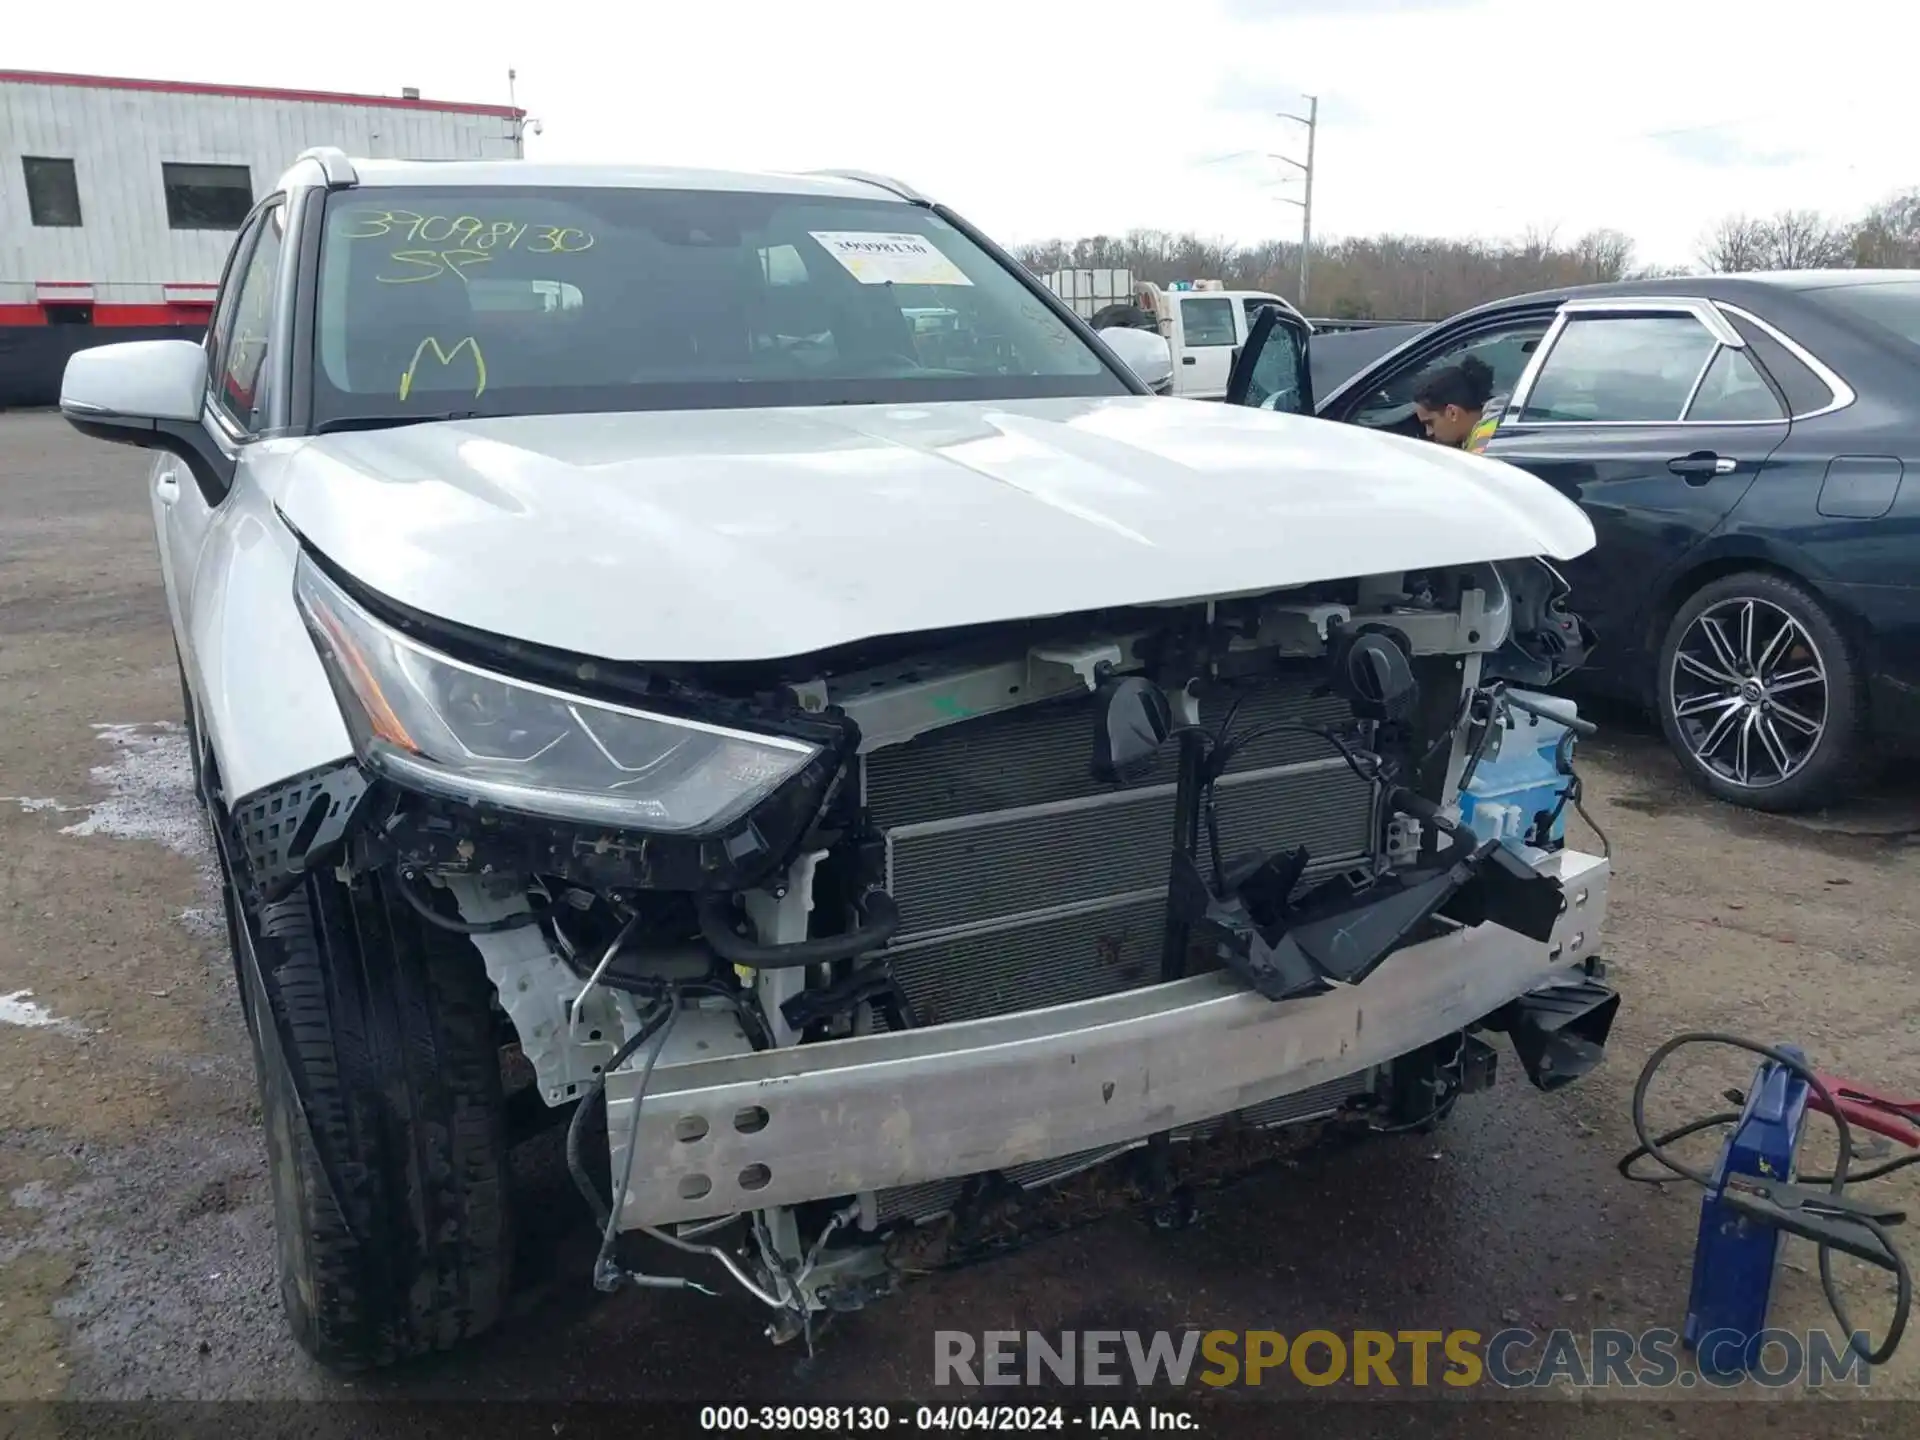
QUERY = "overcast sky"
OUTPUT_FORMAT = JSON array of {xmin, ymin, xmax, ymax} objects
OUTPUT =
[{"xmin": 13, "ymin": 0, "xmax": 1912, "ymax": 269}]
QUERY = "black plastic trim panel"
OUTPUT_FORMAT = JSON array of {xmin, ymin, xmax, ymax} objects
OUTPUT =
[{"xmin": 232, "ymin": 761, "xmax": 372, "ymax": 903}]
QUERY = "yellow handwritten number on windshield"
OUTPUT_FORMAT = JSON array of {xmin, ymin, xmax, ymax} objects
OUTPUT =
[
  {"xmin": 398, "ymin": 336, "xmax": 487, "ymax": 403},
  {"xmin": 343, "ymin": 212, "xmax": 594, "ymax": 255}
]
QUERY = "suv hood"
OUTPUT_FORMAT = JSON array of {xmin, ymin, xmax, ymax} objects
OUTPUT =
[{"xmin": 273, "ymin": 396, "xmax": 1594, "ymax": 664}]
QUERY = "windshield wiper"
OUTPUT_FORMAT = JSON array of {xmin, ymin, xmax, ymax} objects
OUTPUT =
[{"xmin": 313, "ymin": 411, "xmax": 488, "ymax": 435}]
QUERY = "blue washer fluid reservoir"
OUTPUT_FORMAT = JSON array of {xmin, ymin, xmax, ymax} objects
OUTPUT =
[{"xmin": 1455, "ymin": 689, "xmax": 1580, "ymax": 860}]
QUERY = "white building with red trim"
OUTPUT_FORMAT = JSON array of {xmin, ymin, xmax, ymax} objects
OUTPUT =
[{"xmin": 1, "ymin": 69, "xmax": 524, "ymax": 404}]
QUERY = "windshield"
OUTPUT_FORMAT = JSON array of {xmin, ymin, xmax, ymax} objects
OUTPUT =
[
  {"xmin": 1811, "ymin": 280, "xmax": 1920, "ymax": 354},
  {"xmin": 312, "ymin": 186, "xmax": 1129, "ymax": 423}
]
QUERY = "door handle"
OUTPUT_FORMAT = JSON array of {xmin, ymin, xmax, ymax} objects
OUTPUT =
[
  {"xmin": 1669, "ymin": 452, "xmax": 1736, "ymax": 482},
  {"xmin": 155, "ymin": 474, "xmax": 180, "ymax": 505},
  {"xmin": 1182, "ymin": 355, "xmax": 1197, "ymax": 365}
]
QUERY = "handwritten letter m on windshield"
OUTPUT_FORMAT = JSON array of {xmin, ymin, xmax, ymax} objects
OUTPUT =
[{"xmin": 399, "ymin": 336, "xmax": 488, "ymax": 401}]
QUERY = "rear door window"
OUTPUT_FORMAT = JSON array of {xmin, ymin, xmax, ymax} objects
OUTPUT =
[
  {"xmin": 1683, "ymin": 346, "xmax": 1786, "ymax": 422},
  {"xmin": 1722, "ymin": 312, "xmax": 1836, "ymax": 416},
  {"xmin": 1519, "ymin": 314, "xmax": 1719, "ymax": 423}
]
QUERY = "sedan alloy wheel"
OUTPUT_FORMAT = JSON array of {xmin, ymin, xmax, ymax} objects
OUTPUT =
[{"xmin": 1668, "ymin": 597, "xmax": 1829, "ymax": 792}]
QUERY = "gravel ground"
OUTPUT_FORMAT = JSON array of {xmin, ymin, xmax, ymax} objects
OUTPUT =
[{"xmin": 1, "ymin": 409, "xmax": 1916, "ymax": 1432}]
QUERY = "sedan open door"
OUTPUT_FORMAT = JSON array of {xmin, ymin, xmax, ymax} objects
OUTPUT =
[{"xmin": 1224, "ymin": 303, "xmax": 1315, "ymax": 415}]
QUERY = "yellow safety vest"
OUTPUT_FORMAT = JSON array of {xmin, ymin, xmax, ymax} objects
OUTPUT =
[{"xmin": 1464, "ymin": 394, "xmax": 1508, "ymax": 454}]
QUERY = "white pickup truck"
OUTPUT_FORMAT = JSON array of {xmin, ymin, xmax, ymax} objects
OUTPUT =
[
  {"xmin": 1147, "ymin": 283, "xmax": 1309, "ymax": 399},
  {"xmin": 1045, "ymin": 271, "xmax": 1308, "ymax": 400}
]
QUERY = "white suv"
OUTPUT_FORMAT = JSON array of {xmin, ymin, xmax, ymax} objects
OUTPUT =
[{"xmin": 62, "ymin": 148, "xmax": 1616, "ymax": 1371}]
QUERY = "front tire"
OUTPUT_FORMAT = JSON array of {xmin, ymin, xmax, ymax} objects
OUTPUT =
[
  {"xmin": 1655, "ymin": 570, "xmax": 1866, "ymax": 812},
  {"xmin": 235, "ymin": 867, "xmax": 514, "ymax": 1371}
]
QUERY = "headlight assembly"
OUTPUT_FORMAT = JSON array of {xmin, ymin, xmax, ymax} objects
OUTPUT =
[{"xmin": 293, "ymin": 555, "xmax": 821, "ymax": 834}]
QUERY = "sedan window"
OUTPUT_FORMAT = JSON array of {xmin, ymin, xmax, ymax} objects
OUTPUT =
[
  {"xmin": 1342, "ymin": 319, "xmax": 1549, "ymax": 431},
  {"xmin": 1519, "ymin": 314, "xmax": 1719, "ymax": 424},
  {"xmin": 1684, "ymin": 345, "xmax": 1785, "ymax": 422}
]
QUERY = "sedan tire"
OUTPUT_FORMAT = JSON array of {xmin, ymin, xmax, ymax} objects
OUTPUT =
[{"xmin": 1656, "ymin": 570, "xmax": 1866, "ymax": 813}]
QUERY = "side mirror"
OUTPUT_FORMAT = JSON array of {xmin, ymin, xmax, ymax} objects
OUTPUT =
[
  {"xmin": 61, "ymin": 340, "xmax": 208, "ymax": 426},
  {"xmin": 1089, "ymin": 675, "xmax": 1174, "ymax": 784},
  {"xmin": 60, "ymin": 340, "xmax": 234, "ymax": 494},
  {"xmin": 1098, "ymin": 326, "xmax": 1175, "ymax": 395}
]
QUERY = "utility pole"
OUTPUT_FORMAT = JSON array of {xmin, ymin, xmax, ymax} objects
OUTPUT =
[{"xmin": 1270, "ymin": 94, "xmax": 1317, "ymax": 309}]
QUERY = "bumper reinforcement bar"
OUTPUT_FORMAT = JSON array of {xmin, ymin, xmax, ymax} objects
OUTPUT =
[{"xmin": 608, "ymin": 850, "xmax": 1609, "ymax": 1227}]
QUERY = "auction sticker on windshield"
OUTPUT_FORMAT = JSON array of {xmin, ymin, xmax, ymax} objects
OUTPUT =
[{"xmin": 810, "ymin": 231, "xmax": 974, "ymax": 287}]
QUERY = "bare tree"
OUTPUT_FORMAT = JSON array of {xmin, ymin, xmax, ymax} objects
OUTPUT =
[
  {"xmin": 1766, "ymin": 209, "xmax": 1850, "ymax": 269},
  {"xmin": 1851, "ymin": 189, "xmax": 1920, "ymax": 267},
  {"xmin": 1698, "ymin": 215, "xmax": 1773, "ymax": 272},
  {"xmin": 1571, "ymin": 228, "xmax": 1637, "ymax": 283},
  {"xmin": 1011, "ymin": 184, "xmax": 1913, "ymax": 321}
]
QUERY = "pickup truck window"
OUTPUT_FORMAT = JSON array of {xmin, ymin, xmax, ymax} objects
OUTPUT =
[
  {"xmin": 312, "ymin": 186, "xmax": 1129, "ymax": 421},
  {"xmin": 1180, "ymin": 297, "xmax": 1237, "ymax": 347}
]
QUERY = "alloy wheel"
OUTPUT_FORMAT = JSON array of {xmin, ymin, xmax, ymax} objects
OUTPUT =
[{"xmin": 1668, "ymin": 597, "xmax": 1828, "ymax": 790}]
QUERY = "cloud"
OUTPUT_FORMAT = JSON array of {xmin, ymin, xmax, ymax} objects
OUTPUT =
[{"xmin": 1647, "ymin": 125, "xmax": 1807, "ymax": 169}]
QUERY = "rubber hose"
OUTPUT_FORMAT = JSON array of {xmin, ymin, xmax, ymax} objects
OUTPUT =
[
  {"xmin": 1388, "ymin": 786, "xmax": 1482, "ymax": 853},
  {"xmin": 696, "ymin": 889, "xmax": 900, "ymax": 969},
  {"xmin": 396, "ymin": 873, "xmax": 545, "ymax": 934},
  {"xmin": 565, "ymin": 1006, "xmax": 671, "ymax": 1232}
]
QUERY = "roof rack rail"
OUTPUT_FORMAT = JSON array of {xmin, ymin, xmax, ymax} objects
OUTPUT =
[
  {"xmin": 806, "ymin": 169, "xmax": 926, "ymax": 203},
  {"xmin": 295, "ymin": 146, "xmax": 357, "ymax": 186}
]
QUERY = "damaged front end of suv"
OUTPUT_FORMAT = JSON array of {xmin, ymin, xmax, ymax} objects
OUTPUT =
[
  {"xmin": 64, "ymin": 153, "xmax": 1620, "ymax": 1373},
  {"xmin": 221, "ymin": 544, "xmax": 1614, "ymax": 1360}
]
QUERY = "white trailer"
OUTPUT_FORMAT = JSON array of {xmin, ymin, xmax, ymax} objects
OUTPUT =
[
  {"xmin": 1038, "ymin": 267, "xmax": 1136, "ymax": 322},
  {"xmin": 1, "ymin": 68, "xmax": 525, "ymax": 404}
]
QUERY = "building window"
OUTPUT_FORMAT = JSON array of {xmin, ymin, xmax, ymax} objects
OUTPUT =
[
  {"xmin": 162, "ymin": 163, "xmax": 254, "ymax": 230},
  {"xmin": 23, "ymin": 157, "xmax": 82, "ymax": 227}
]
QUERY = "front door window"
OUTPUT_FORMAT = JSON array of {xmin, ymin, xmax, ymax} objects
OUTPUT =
[{"xmin": 1340, "ymin": 320, "xmax": 1550, "ymax": 433}]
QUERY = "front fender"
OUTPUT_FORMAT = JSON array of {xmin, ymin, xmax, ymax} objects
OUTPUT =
[{"xmin": 185, "ymin": 464, "xmax": 353, "ymax": 806}]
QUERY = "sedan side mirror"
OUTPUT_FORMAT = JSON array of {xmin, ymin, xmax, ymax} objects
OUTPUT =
[
  {"xmin": 1097, "ymin": 326, "xmax": 1175, "ymax": 395},
  {"xmin": 60, "ymin": 340, "xmax": 234, "ymax": 492}
]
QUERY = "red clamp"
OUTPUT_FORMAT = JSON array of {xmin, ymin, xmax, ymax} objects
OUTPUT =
[{"xmin": 1809, "ymin": 1072, "xmax": 1920, "ymax": 1149}]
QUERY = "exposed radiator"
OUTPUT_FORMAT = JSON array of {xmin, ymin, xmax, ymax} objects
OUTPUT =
[
  {"xmin": 860, "ymin": 671, "xmax": 1381, "ymax": 1225},
  {"xmin": 867, "ymin": 671, "xmax": 1375, "ymax": 1024}
]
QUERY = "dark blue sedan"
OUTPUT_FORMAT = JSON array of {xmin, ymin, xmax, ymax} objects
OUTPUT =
[{"xmin": 1228, "ymin": 273, "xmax": 1920, "ymax": 812}]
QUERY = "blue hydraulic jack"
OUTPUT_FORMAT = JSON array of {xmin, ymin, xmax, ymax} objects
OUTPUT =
[{"xmin": 1628, "ymin": 1036, "xmax": 1913, "ymax": 1380}]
